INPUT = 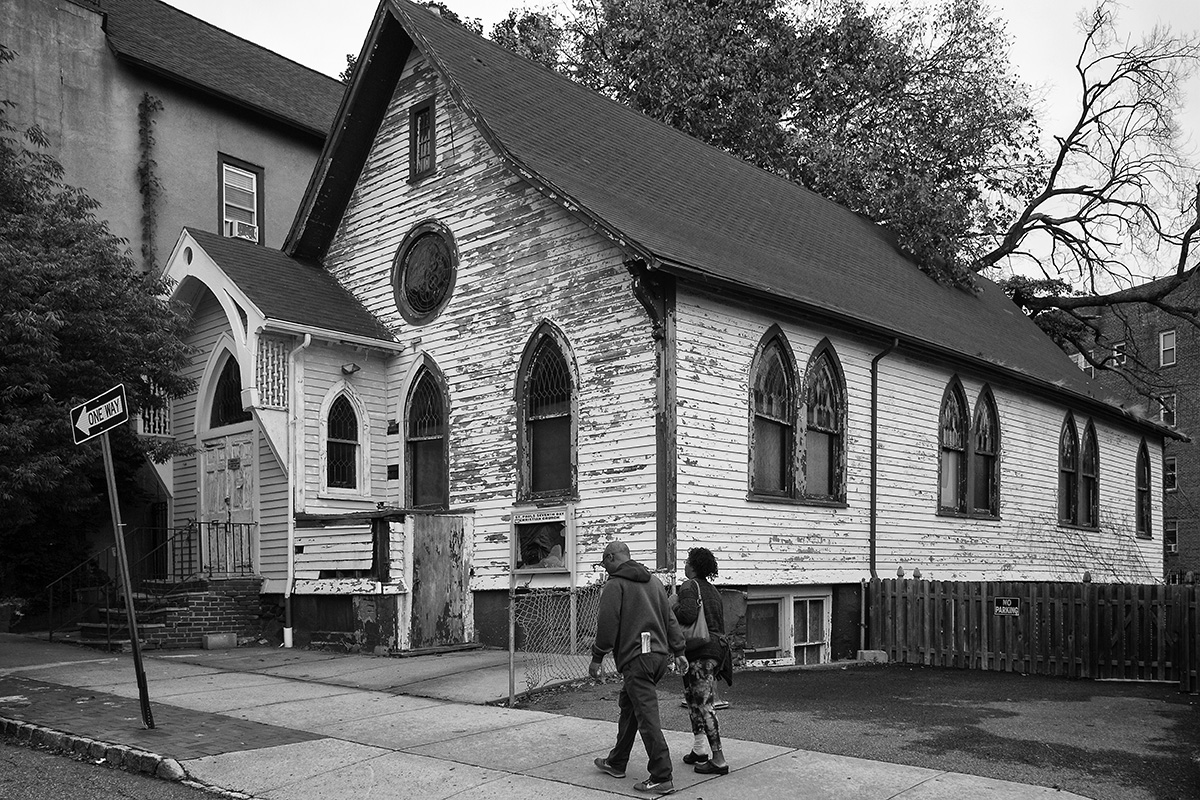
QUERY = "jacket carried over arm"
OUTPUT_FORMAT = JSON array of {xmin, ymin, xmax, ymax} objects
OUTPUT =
[{"xmin": 591, "ymin": 559, "xmax": 685, "ymax": 673}]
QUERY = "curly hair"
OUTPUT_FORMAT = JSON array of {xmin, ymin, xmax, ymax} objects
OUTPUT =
[{"xmin": 686, "ymin": 546, "xmax": 718, "ymax": 579}]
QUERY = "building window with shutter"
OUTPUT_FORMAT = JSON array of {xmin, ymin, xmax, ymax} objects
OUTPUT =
[
  {"xmin": 406, "ymin": 363, "xmax": 449, "ymax": 509},
  {"xmin": 219, "ymin": 156, "xmax": 263, "ymax": 243},
  {"xmin": 517, "ymin": 323, "xmax": 576, "ymax": 501},
  {"xmin": 409, "ymin": 97, "xmax": 437, "ymax": 181}
]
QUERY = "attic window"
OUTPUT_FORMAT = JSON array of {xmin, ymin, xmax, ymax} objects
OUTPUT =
[
  {"xmin": 392, "ymin": 221, "xmax": 457, "ymax": 325},
  {"xmin": 409, "ymin": 97, "xmax": 437, "ymax": 181}
]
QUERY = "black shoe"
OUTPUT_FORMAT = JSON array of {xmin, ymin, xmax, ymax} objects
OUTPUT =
[
  {"xmin": 682, "ymin": 751, "xmax": 709, "ymax": 765},
  {"xmin": 694, "ymin": 760, "xmax": 730, "ymax": 776},
  {"xmin": 594, "ymin": 757, "xmax": 625, "ymax": 778}
]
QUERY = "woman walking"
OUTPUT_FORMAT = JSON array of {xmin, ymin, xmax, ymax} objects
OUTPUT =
[{"xmin": 673, "ymin": 547, "xmax": 729, "ymax": 775}]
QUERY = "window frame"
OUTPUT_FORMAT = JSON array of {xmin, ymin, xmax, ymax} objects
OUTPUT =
[
  {"xmin": 1112, "ymin": 341, "xmax": 1127, "ymax": 367},
  {"xmin": 743, "ymin": 587, "xmax": 832, "ymax": 667},
  {"xmin": 1136, "ymin": 440, "xmax": 1152, "ymax": 538},
  {"xmin": 1164, "ymin": 456, "xmax": 1177, "ymax": 493},
  {"xmin": 969, "ymin": 387, "xmax": 1001, "ymax": 518},
  {"xmin": 1160, "ymin": 330, "xmax": 1176, "ymax": 367},
  {"xmin": 1058, "ymin": 415, "xmax": 1080, "ymax": 526},
  {"xmin": 800, "ymin": 340, "xmax": 847, "ymax": 504},
  {"xmin": 937, "ymin": 379, "xmax": 969, "ymax": 515},
  {"xmin": 408, "ymin": 96, "xmax": 437, "ymax": 182},
  {"xmin": 1079, "ymin": 422, "xmax": 1100, "ymax": 529},
  {"xmin": 516, "ymin": 322, "xmax": 578, "ymax": 504},
  {"xmin": 319, "ymin": 384, "xmax": 371, "ymax": 499},
  {"xmin": 405, "ymin": 361, "xmax": 450, "ymax": 510},
  {"xmin": 747, "ymin": 328, "xmax": 800, "ymax": 501},
  {"xmin": 218, "ymin": 154, "xmax": 264, "ymax": 244},
  {"xmin": 1165, "ymin": 519, "xmax": 1178, "ymax": 555},
  {"xmin": 391, "ymin": 220, "xmax": 458, "ymax": 326}
]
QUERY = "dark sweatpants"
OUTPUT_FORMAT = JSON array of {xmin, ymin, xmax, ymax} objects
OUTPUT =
[{"xmin": 606, "ymin": 652, "xmax": 672, "ymax": 782}]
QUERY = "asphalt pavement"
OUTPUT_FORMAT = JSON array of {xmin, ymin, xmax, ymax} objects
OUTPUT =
[{"xmin": 0, "ymin": 632, "xmax": 1093, "ymax": 799}]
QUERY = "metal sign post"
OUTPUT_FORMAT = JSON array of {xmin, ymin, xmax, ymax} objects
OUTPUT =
[{"xmin": 71, "ymin": 385, "xmax": 154, "ymax": 729}]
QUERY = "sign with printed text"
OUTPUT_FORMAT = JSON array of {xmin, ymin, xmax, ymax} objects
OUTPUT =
[
  {"xmin": 993, "ymin": 597, "xmax": 1021, "ymax": 617},
  {"xmin": 70, "ymin": 384, "xmax": 129, "ymax": 445}
]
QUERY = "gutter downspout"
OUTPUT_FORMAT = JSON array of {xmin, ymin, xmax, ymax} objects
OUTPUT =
[
  {"xmin": 869, "ymin": 338, "xmax": 900, "ymax": 581},
  {"xmin": 284, "ymin": 333, "xmax": 312, "ymax": 648}
]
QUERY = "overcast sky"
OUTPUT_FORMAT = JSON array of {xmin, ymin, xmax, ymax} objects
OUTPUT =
[{"xmin": 167, "ymin": 0, "xmax": 1199, "ymax": 140}]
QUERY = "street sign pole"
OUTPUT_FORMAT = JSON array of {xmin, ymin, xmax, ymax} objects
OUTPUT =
[{"xmin": 99, "ymin": 431, "xmax": 154, "ymax": 729}]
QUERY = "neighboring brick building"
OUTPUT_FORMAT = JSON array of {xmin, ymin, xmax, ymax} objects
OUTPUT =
[{"xmin": 1072, "ymin": 274, "xmax": 1200, "ymax": 583}]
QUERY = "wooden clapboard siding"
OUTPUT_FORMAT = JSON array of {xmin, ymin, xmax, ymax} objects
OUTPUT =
[
  {"xmin": 322, "ymin": 52, "xmax": 658, "ymax": 588},
  {"xmin": 172, "ymin": 291, "xmax": 232, "ymax": 527},
  {"xmin": 298, "ymin": 340, "xmax": 390, "ymax": 513},
  {"xmin": 294, "ymin": 525, "xmax": 374, "ymax": 579},
  {"xmin": 674, "ymin": 287, "xmax": 1162, "ymax": 586},
  {"xmin": 258, "ymin": 434, "xmax": 289, "ymax": 582}
]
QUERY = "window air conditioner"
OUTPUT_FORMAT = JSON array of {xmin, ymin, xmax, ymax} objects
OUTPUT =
[
  {"xmin": 225, "ymin": 220, "xmax": 258, "ymax": 241},
  {"xmin": 1166, "ymin": 542, "xmax": 1178, "ymax": 554}
]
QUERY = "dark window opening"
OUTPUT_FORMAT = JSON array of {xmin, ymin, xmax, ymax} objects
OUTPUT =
[
  {"xmin": 327, "ymin": 396, "xmax": 358, "ymax": 490},
  {"xmin": 210, "ymin": 357, "xmax": 252, "ymax": 429},
  {"xmin": 526, "ymin": 340, "xmax": 572, "ymax": 496},
  {"xmin": 752, "ymin": 340, "xmax": 794, "ymax": 496},
  {"xmin": 407, "ymin": 369, "xmax": 447, "ymax": 509}
]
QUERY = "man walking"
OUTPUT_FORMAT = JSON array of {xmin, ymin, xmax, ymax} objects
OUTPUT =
[{"xmin": 589, "ymin": 540, "xmax": 688, "ymax": 795}]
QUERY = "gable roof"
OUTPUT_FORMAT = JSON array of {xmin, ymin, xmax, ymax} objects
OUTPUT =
[
  {"xmin": 288, "ymin": 0, "xmax": 1171, "ymax": 434},
  {"xmin": 95, "ymin": 0, "xmax": 343, "ymax": 138},
  {"xmin": 184, "ymin": 228, "xmax": 393, "ymax": 343}
]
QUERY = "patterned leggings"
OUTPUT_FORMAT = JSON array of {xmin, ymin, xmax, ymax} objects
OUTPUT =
[{"xmin": 682, "ymin": 657, "xmax": 722, "ymax": 752}]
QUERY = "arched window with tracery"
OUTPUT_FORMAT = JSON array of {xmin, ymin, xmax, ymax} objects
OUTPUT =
[
  {"xmin": 406, "ymin": 365, "xmax": 448, "ymax": 509},
  {"xmin": 326, "ymin": 395, "xmax": 358, "ymax": 490},
  {"xmin": 1080, "ymin": 423, "xmax": 1099, "ymax": 528},
  {"xmin": 971, "ymin": 388, "xmax": 1000, "ymax": 516},
  {"xmin": 938, "ymin": 380, "xmax": 969, "ymax": 513},
  {"xmin": 518, "ymin": 325, "xmax": 575, "ymax": 500},
  {"xmin": 803, "ymin": 343, "xmax": 845, "ymax": 501},
  {"xmin": 1136, "ymin": 440, "xmax": 1151, "ymax": 537},
  {"xmin": 750, "ymin": 333, "xmax": 797, "ymax": 497},
  {"xmin": 1059, "ymin": 415, "xmax": 1079, "ymax": 525}
]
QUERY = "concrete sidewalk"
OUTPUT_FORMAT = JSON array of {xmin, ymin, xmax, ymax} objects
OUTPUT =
[{"xmin": 0, "ymin": 633, "xmax": 1086, "ymax": 799}]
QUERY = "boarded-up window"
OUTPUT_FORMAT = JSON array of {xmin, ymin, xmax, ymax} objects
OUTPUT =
[
  {"xmin": 327, "ymin": 396, "xmax": 358, "ymax": 490},
  {"xmin": 210, "ymin": 357, "xmax": 251, "ymax": 429},
  {"xmin": 752, "ymin": 338, "xmax": 794, "ymax": 496},
  {"xmin": 407, "ymin": 367, "xmax": 448, "ymax": 509},
  {"xmin": 1059, "ymin": 416, "xmax": 1079, "ymax": 525},
  {"xmin": 939, "ymin": 383, "xmax": 968, "ymax": 512}
]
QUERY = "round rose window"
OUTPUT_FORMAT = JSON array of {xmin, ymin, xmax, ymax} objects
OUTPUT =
[{"xmin": 393, "ymin": 222, "xmax": 457, "ymax": 325}]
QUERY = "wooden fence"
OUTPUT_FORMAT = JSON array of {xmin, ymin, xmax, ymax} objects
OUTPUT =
[{"xmin": 867, "ymin": 578, "xmax": 1199, "ymax": 693}]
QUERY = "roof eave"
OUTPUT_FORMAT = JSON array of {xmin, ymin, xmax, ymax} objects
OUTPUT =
[{"xmin": 260, "ymin": 319, "xmax": 402, "ymax": 353}]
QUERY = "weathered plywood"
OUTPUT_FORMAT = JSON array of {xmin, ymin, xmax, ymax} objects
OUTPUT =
[
  {"xmin": 409, "ymin": 515, "xmax": 468, "ymax": 648},
  {"xmin": 294, "ymin": 525, "xmax": 373, "ymax": 578}
]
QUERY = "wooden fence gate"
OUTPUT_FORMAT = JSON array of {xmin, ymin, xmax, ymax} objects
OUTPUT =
[{"xmin": 868, "ymin": 579, "xmax": 1199, "ymax": 693}]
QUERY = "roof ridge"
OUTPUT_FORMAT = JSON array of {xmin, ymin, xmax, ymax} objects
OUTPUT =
[{"xmin": 131, "ymin": 0, "xmax": 343, "ymax": 85}]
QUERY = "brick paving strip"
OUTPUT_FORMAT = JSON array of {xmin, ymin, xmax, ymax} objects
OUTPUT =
[{"xmin": 0, "ymin": 674, "xmax": 324, "ymax": 795}]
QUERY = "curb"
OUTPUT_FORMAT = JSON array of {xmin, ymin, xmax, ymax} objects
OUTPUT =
[{"xmin": 0, "ymin": 715, "xmax": 251, "ymax": 798}]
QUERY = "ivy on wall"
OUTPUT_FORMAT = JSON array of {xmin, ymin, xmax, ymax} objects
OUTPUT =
[{"xmin": 136, "ymin": 93, "xmax": 164, "ymax": 270}]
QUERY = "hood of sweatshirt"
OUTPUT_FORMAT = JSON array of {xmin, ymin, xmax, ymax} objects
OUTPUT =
[{"xmin": 608, "ymin": 559, "xmax": 652, "ymax": 582}]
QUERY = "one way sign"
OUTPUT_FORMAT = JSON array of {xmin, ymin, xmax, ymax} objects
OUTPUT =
[{"xmin": 71, "ymin": 384, "xmax": 129, "ymax": 445}]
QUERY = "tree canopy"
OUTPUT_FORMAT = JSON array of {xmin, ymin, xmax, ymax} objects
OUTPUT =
[
  {"xmin": 0, "ymin": 44, "xmax": 193, "ymax": 591},
  {"xmin": 484, "ymin": 0, "xmax": 1200, "ymax": 356}
]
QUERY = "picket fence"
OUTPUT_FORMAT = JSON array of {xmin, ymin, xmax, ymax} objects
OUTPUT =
[{"xmin": 867, "ymin": 578, "xmax": 1199, "ymax": 693}]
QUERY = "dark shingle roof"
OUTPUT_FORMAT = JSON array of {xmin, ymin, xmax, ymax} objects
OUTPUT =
[
  {"xmin": 97, "ymin": 0, "xmax": 343, "ymax": 137},
  {"xmin": 386, "ymin": 0, "xmax": 1101, "ymax": 400},
  {"xmin": 186, "ymin": 228, "xmax": 393, "ymax": 342}
]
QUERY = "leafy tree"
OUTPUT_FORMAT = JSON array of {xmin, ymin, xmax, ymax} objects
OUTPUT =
[
  {"xmin": 0, "ymin": 44, "xmax": 193, "ymax": 595},
  {"xmin": 490, "ymin": 1, "xmax": 1199, "ymax": 352},
  {"xmin": 491, "ymin": 9, "xmax": 563, "ymax": 69}
]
